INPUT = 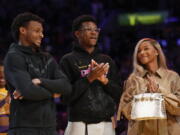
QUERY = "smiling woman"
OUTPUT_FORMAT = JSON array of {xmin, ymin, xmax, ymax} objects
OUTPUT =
[
  {"xmin": 137, "ymin": 40, "xmax": 159, "ymax": 66},
  {"xmin": 117, "ymin": 38, "xmax": 180, "ymax": 135}
]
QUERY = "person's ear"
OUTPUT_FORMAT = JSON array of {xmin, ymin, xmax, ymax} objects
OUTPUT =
[
  {"xmin": 74, "ymin": 31, "xmax": 80, "ymax": 39},
  {"xmin": 19, "ymin": 27, "xmax": 26, "ymax": 35},
  {"xmin": 155, "ymin": 51, "xmax": 159, "ymax": 56},
  {"xmin": 154, "ymin": 49, "xmax": 158, "ymax": 56}
]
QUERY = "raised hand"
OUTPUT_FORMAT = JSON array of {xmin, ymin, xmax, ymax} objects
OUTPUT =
[
  {"xmin": 97, "ymin": 63, "xmax": 109, "ymax": 85},
  {"xmin": 91, "ymin": 59, "xmax": 109, "ymax": 84},
  {"xmin": 146, "ymin": 75, "xmax": 159, "ymax": 93},
  {"xmin": 87, "ymin": 59, "xmax": 109, "ymax": 83}
]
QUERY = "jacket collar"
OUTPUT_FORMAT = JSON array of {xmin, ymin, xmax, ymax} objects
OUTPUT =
[
  {"xmin": 72, "ymin": 41, "xmax": 100, "ymax": 56},
  {"xmin": 10, "ymin": 42, "xmax": 42, "ymax": 55},
  {"xmin": 140, "ymin": 67, "xmax": 166, "ymax": 78}
]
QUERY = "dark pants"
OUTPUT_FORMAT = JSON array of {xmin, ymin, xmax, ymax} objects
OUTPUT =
[{"xmin": 8, "ymin": 127, "xmax": 58, "ymax": 135}]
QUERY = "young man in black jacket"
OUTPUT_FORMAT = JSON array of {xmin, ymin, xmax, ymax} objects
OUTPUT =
[
  {"xmin": 59, "ymin": 15, "xmax": 121, "ymax": 135},
  {"xmin": 4, "ymin": 12, "xmax": 72, "ymax": 135}
]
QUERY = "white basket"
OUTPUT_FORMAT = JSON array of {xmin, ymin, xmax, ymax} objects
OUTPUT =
[{"xmin": 131, "ymin": 93, "xmax": 167, "ymax": 120}]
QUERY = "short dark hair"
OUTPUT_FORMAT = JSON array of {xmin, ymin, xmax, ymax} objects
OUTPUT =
[
  {"xmin": 72, "ymin": 15, "xmax": 97, "ymax": 32},
  {"xmin": 11, "ymin": 12, "xmax": 44, "ymax": 42}
]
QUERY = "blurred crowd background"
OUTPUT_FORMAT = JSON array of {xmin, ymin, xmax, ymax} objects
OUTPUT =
[{"xmin": 0, "ymin": 0, "xmax": 180, "ymax": 134}]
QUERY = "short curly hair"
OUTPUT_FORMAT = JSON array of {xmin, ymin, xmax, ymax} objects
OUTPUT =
[
  {"xmin": 72, "ymin": 15, "xmax": 97, "ymax": 32},
  {"xmin": 11, "ymin": 12, "xmax": 44, "ymax": 42}
]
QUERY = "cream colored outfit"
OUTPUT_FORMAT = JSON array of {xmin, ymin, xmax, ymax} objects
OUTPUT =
[{"xmin": 117, "ymin": 68, "xmax": 180, "ymax": 135}]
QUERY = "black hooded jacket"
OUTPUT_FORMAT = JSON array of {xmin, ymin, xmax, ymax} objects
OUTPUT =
[
  {"xmin": 4, "ymin": 43, "xmax": 72, "ymax": 128},
  {"xmin": 59, "ymin": 42, "xmax": 121, "ymax": 124}
]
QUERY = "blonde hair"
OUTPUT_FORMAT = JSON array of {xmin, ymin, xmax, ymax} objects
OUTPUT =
[{"xmin": 133, "ymin": 38, "xmax": 168, "ymax": 75}]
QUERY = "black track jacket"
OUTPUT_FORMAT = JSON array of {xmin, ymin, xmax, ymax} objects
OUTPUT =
[
  {"xmin": 59, "ymin": 42, "xmax": 121, "ymax": 124},
  {"xmin": 4, "ymin": 43, "xmax": 72, "ymax": 128}
]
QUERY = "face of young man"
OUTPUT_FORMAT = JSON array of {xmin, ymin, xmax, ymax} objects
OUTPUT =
[
  {"xmin": 75, "ymin": 21, "xmax": 100, "ymax": 48},
  {"xmin": 20, "ymin": 21, "xmax": 44, "ymax": 48},
  {"xmin": 0, "ymin": 65, "xmax": 5, "ymax": 88}
]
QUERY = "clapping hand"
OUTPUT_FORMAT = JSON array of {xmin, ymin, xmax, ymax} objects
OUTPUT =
[
  {"xmin": 87, "ymin": 59, "xmax": 109, "ymax": 84},
  {"xmin": 146, "ymin": 75, "xmax": 159, "ymax": 93}
]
